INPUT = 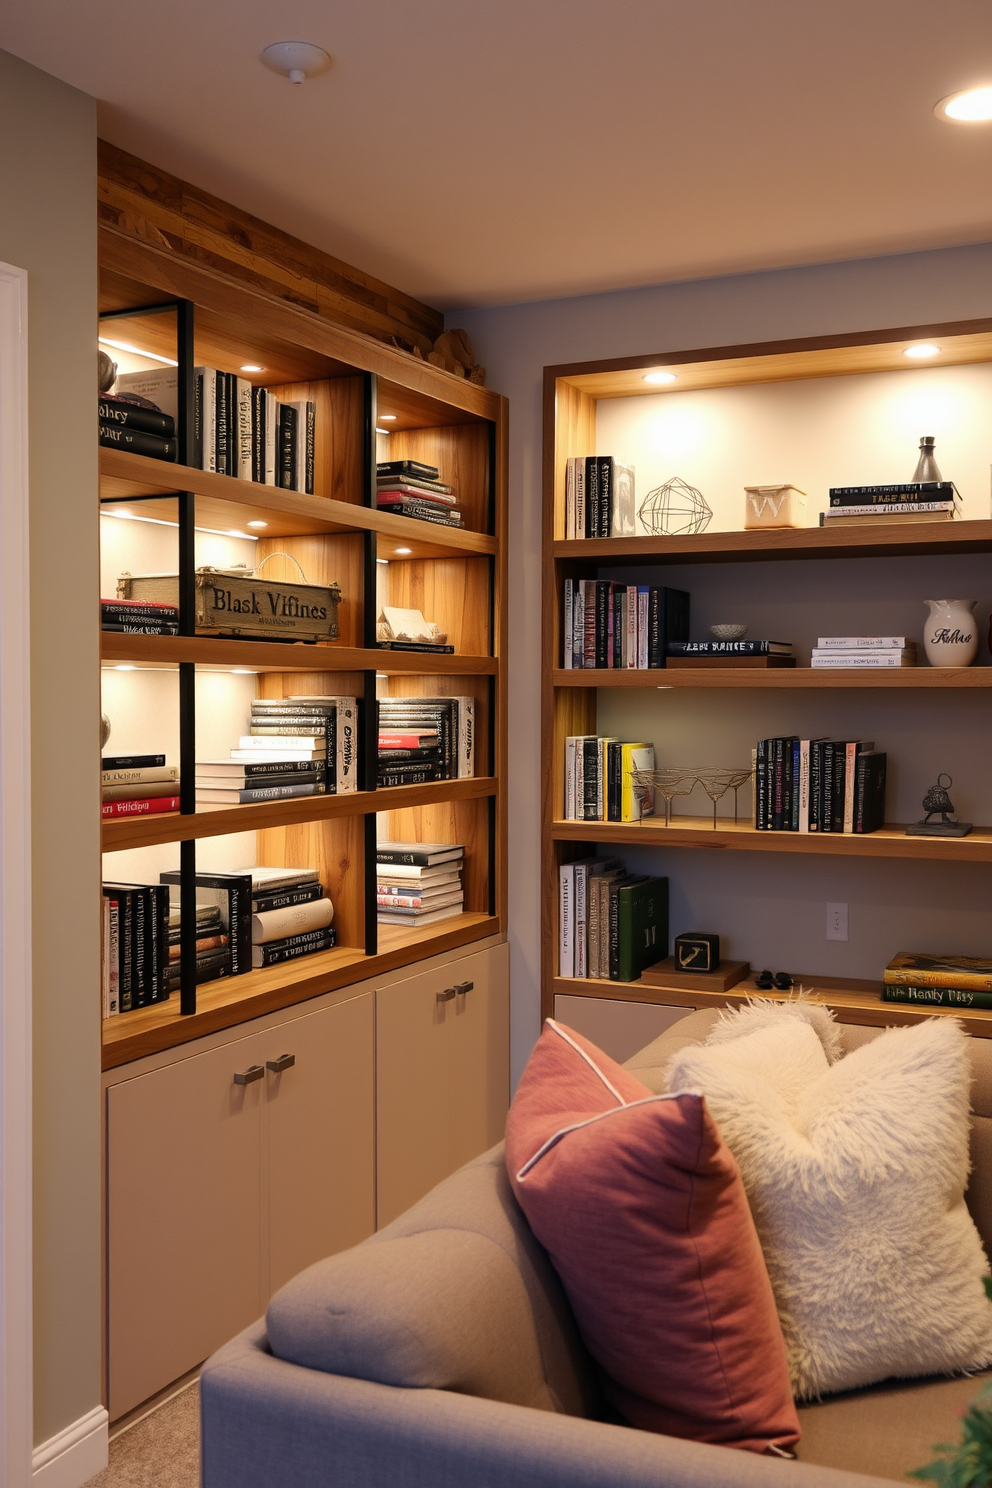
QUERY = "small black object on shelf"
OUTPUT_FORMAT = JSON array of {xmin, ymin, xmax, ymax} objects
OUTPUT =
[
  {"xmin": 674, "ymin": 933, "xmax": 720, "ymax": 973},
  {"xmin": 754, "ymin": 970, "xmax": 793, "ymax": 991},
  {"xmin": 905, "ymin": 774, "xmax": 973, "ymax": 837}
]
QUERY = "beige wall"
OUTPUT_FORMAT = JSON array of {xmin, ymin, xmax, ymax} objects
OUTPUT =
[{"xmin": 0, "ymin": 50, "xmax": 101, "ymax": 1444}]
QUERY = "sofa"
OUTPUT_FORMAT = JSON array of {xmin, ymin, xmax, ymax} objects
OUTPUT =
[{"xmin": 201, "ymin": 1011, "xmax": 992, "ymax": 1487}]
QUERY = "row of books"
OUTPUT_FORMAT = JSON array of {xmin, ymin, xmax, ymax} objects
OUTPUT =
[
  {"xmin": 102, "ymin": 753, "xmax": 180, "ymax": 821},
  {"xmin": 558, "ymin": 860, "xmax": 667, "ymax": 982},
  {"xmin": 882, "ymin": 953, "xmax": 992, "ymax": 1008},
  {"xmin": 196, "ymin": 697, "xmax": 358, "ymax": 804},
  {"xmin": 822, "ymin": 483, "xmax": 961, "ymax": 526},
  {"xmin": 376, "ymin": 842, "xmax": 465, "ymax": 926},
  {"xmin": 376, "ymin": 460, "xmax": 462, "ymax": 528},
  {"xmin": 101, "ymin": 599, "xmax": 179, "ymax": 636},
  {"xmin": 562, "ymin": 581, "xmax": 689, "ymax": 669},
  {"xmin": 563, "ymin": 738, "xmax": 656, "ymax": 822},
  {"xmin": 378, "ymin": 696, "xmax": 475, "ymax": 784},
  {"xmin": 563, "ymin": 456, "xmax": 636, "ymax": 539},
  {"xmin": 811, "ymin": 637, "xmax": 917, "ymax": 669},
  {"xmin": 754, "ymin": 738, "xmax": 886, "ymax": 834}
]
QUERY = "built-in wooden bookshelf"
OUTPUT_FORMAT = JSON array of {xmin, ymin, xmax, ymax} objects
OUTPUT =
[
  {"xmin": 99, "ymin": 229, "xmax": 507, "ymax": 1069},
  {"xmin": 542, "ymin": 318, "xmax": 992, "ymax": 1035}
]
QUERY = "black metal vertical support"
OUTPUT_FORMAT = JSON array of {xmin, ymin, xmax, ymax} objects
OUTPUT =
[
  {"xmin": 362, "ymin": 373, "xmax": 378, "ymax": 509},
  {"xmin": 363, "ymin": 813, "xmax": 378, "ymax": 958},
  {"xmin": 176, "ymin": 297, "xmax": 198, "ymax": 1014},
  {"xmin": 178, "ymin": 838, "xmax": 197, "ymax": 1016},
  {"xmin": 363, "ymin": 528, "xmax": 379, "ymax": 649},
  {"xmin": 175, "ymin": 299, "xmax": 195, "ymax": 466}
]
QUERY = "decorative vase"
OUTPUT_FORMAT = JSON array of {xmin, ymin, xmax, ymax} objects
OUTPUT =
[{"xmin": 923, "ymin": 599, "xmax": 978, "ymax": 667}]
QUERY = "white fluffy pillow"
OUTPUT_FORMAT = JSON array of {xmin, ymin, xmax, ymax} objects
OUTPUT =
[{"xmin": 666, "ymin": 1002, "xmax": 992, "ymax": 1399}]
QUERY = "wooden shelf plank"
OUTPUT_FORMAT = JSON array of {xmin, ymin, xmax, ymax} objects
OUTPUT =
[
  {"xmin": 551, "ymin": 814, "xmax": 992, "ymax": 862},
  {"xmin": 553, "ymin": 970, "xmax": 992, "ymax": 1038},
  {"xmin": 101, "ymin": 913, "xmax": 500, "ymax": 1069},
  {"xmin": 102, "ymin": 777, "xmax": 499, "ymax": 852},
  {"xmin": 101, "ymin": 632, "xmax": 497, "ymax": 674},
  {"xmin": 99, "ymin": 448, "xmax": 496, "ymax": 558},
  {"xmin": 552, "ymin": 518, "xmax": 992, "ymax": 565},
  {"xmin": 553, "ymin": 666, "xmax": 992, "ymax": 689}
]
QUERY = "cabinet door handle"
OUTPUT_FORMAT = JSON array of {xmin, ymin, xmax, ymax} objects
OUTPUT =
[
  {"xmin": 266, "ymin": 1053, "xmax": 295, "ymax": 1073},
  {"xmin": 437, "ymin": 988, "xmax": 457, "ymax": 1003},
  {"xmin": 454, "ymin": 981, "xmax": 474, "ymax": 995},
  {"xmin": 233, "ymin": 1064, "xmax": 264, "ymax": 1086}
]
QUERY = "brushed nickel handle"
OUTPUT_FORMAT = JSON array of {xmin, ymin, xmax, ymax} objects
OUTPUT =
[
  {"xmin": 266, "ymin": 1053, "xmax": 296, "ymax": 1073},
  {"xmin": 437, "ymin": 988, "xmax": 456, "ymax": 1003},
  {"xmin": 233, "ymin": 1064, "xmax": 264, "ymax": 1086},
  {"xmin": 454, "ymin": 981, "xmax": 474, "ymax": 995}
]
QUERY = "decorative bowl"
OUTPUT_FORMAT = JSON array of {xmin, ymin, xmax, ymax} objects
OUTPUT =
[{"xmin": 710, "ymin": 624, "xmax": 748, "ymax": 641}]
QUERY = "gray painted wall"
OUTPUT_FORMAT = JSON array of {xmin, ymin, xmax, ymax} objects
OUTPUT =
[
  {"xmin": 0, "ymin": 50, "xmax": 101, "ymax": 1445},
  {"xmin": 448, "ymin": 243, "xmax": 992, "ymax": 1084}
]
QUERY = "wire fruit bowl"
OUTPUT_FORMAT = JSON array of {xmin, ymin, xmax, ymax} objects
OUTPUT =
[{"xmin": 631, "ymin": 766, "xmax": 754, "ymax": 828}]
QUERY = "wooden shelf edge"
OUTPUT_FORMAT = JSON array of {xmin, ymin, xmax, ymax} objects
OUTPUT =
[
  {"xmin": 100, "ymin": 633, "xmax": 498, "ymax": 675},
  {"xmin": 101, "ymin": 914, "xmax": 502, "ymax": 1068},
  {"xmin": 553, "ymin": 667, "xmax": 992, "ymax": 689},
  {"xmin": 550, "ymin": 817, "xmax": 992, "ymax": 861},
  {"xmin": 551, "ymin": 974, "xmax": 992, "ymax": 1039},
  {"xmin": 551, "ymin": 519, "xmax": 992, "ymax": 564}
]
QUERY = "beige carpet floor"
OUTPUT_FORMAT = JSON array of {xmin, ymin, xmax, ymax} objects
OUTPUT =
[{"xmin": 86, "ymin": 1384, "xmax": 200, "ymax": 1487}]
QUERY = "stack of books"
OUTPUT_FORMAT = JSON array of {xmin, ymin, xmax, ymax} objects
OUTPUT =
[
  {"xmin": 881, "ymin": 953, "xmax": 992, "ymax": 1009},
  {"xmin": 667, "ymin": 639, "xmax": 794, "ymax": 669},
  {"xmin": 212, "ymin": 696, "xmax": 358, "ymax": 798},
  {"xmin": 754, "ymin": 737, "xmax": 886, "ymax": 833},
  {"xmin": 376, "ymin": 844, "xmax": 465, "ymax": 926},
  {"xmin": 158, "ymin": 870, "xmax": 253, "ymax": 985},
  {"xmin": 101, "ymin": 881, "xmax": 172, "ymax": 1016},
  {"xmin": 563, "ymin": 737, "xmax": 655, "ymax": 822},
  {"xmin": 822, "ymin": 483, "xmax": 961, "ymax": 526},
  {"xmin": 164, "ymin": 903, "xmax": 229, "ymax": 999},
  {"xmin": 563, "ymin": 456, "xmax": 636, "ymax": 539},
  {"xmin": 244, "ymin": 867, "xmax": 335, "ymax": 968},
  {"xmin": 558, "ymin": 860, "xmax": 667, "ymax": 982},
  {"xmin": 811, "ymin": 637, "xmax": 917, "ymax": 669},
  {"xmin": 101, "ymin": 752, "xmax": 180, "ymax": 820},
  {"xmin": 562, "ymin": 581, "xmax": 689, "ymax": 668},
  {"xmin": 195, "ymin": 369, "xmax": 314, "ymax": 492},
  {"xmin": 378, "ymin": 696, "xmax": 475, "ymax": 784},
  {"xmin": 99, "ymin": 388, "xmax": 177, "ymax": 462},
  {"xmin": 101, "ymin": 598, "xmax": 179, "ymax": 635},
  {"xmin": 376, "ymin": 460, "xmax": 463, "ymax": 527}
]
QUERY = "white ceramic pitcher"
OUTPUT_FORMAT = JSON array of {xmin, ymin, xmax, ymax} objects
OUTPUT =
[{"xmin": 923, "ymin": 599, "xmax": 978, "ymax": 667}]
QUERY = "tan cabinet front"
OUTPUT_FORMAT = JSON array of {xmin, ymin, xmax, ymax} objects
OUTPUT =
[{"xmin": 376, "ymin": 942, "xmax": 509, "ymax": 1227}]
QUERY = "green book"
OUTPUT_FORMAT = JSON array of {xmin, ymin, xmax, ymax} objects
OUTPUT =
[
  {"xmin": 615, "ymin": 876, "xmax": 669, "ymax": 982},
  {"xmin": 881, "ymin": 985, "xmax": 992, "ymax": 1010}
]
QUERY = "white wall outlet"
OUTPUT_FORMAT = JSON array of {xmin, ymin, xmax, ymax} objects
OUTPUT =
[{"xmin": 826, "ymin": 902, "xmax": 849, "ymax": 941}]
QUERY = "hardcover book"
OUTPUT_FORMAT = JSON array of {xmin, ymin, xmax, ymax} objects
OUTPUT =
[{"xmin": 883, "ymin": 953, "xmax": 992, "ymax": 991}]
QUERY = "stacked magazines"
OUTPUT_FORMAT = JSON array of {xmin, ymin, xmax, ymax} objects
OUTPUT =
[
  {"xmin": 378, "ymin": 696, "xmax": 475, "ymax": 784},
  {"xmin": 101, "ymin": 598, "xmax": 179, "ymax": 635},
  {"xmin": 196, "ymin": 696, "xmax": 358, "ymax": 803},
  {"xmin": 377, "ymin": 843, "xmax": 465, "ymax": 927},
  {"xmin": 811, "ymin": 637, "xmax": 917, "ymax": 669},
  {"xmin": 102, "ymin": 752, "xmax": 180, "ymax": 821},
  {"xmin": 881, "ymin": 953, "xmax": 992, "ymax": 1009},
  {"xmin": 376, "ymin": 459, "xmax": 463, "ymax": 527},
  {"xmin": 821, "ymin": 482, "xmax": 961, "ymax": 526}
]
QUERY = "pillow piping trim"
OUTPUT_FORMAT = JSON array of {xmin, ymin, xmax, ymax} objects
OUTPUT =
[
  {"xmin": 515, "ymin": 1092, "xmax": 701, "ymax": 1181},
  {"xmin": 545, "ymin": 1020, "xmax": 627, "ymax": 1104}
]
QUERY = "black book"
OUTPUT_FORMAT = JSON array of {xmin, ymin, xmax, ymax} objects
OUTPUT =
[
  {"xmin": 103, "ymin": 753, "xmax": 166, "ymax": 770},
  {"xmin": 668, "ymin": 640, "xmax": 791, "ymax": 657},
  {"xmin": 789, "ymin": 739, "xmax": 801, "ymax": 831},
  {"xmin": 771, "ymin": 739, "xmax": 785, "ymax": 830},
  {"xmin": 101, "ymin": 602, "xmax": 179, "ymax": 622},
  {"xmin": 606, "ymin": 739, "xmax": 623, "ymax": 822},
  {"xmin": 99, "ymin": 424, "xmax": 177, "ymax": 462},
  {"xmin": 755, "ymin": 739, "xmax": 768, "ymax": 830},
  {"xmin": 809, "ymin": 740, "xmax": 825, "ymax": 832},
  {"xmin": 828, "ymin": 482, "xmax": 956, "ymax": 506},
  {"xmin": 252, "ymin": 882, "xmax": 324, "ymax": 914},
  {"xmin": 193, "ymin": 369, "xmax": 203, "ymax": 469},
  {"xmin": 102, "ymin": 622, "xmax": 180, "ymax": 635},
  {"xmin": 277, "ymin": 403, "xmax": 296, "ymax": 489},
  {"xmin": 581, "ymin": 736, "xmax": 600, "ymax": 820},
  {"xmin": 164, "ymin": 955, "xmax": 230, "ymax": 989},
  {"xmin": 378, "ymin": 700, "xmax": 456, "ymax": 778},
  {"xmin": 613, "ymin": 587, "xmax": 623, "ymax": 670},
  {"xmin": 376, "ymin": 459, "xmax": 439, "ymax": 480},
  {"xmin": 158, "ymin": 871, "xmax": 252, "ymax": 977},
  {"xmin": 252, "ymin": 927, "xmax": 337, "ymax": 969},
  {"xmin": 302, "ymin": 400, "xmax": 316, "ymax": 494},
  {"xmin": 376, "ymin": 844, "xmax": 463, "ymax": 867},
  {"xmin": 854, "ymin": 751, "xmax": 887, "ymax": 833},
  {"xmin": 228, "ymin": 373, "xmax": 240, "ymax": 475},
  {"xmin": 378, "ymin": 747, "xmax": 442, "ymax": 762},
  {"xmin": 378, "ymin": 502, "xmax": 462, "ymax": 527},
  {"xmin": 820, "ymin": 741, "xmax": 842, "ymax": 833},
  {"xmin": 103, "ymin": 884, "xmax": 136, "ymax": 1011},
  {"xmin": 378, "ymin": 766, "xmax": 441, "ymax": 787},
  {"xmin": 594, "ymin": 581, "xmax": 611, "ymax": 668},
  {"xmin": 196, "ymin": 759, "xmax": 325, "ymax": 782},
  {"xmin": 251, "ymin": 386, "xmax": 265, "ymax": 483},
  {"xmin": 376, "ymin": 641, "xmax": 456, "ymax": 655},
  {"xmin": 597, "ymin": 455, "xmax": 614, "ymax": 539},
  {"xmin": 648, "ymin": 586, "xmax": 691, "ymax": 669},
  {"xmin": 99, "ymin": 395, "xmax": 175, "ymax": 440},
  {"xmin": 214, "ymin": 371, "xmax": 229, "ymax": 476},
  {"xmin": 584, "ymin": 456, "xmax": 600, "ymax": 537}
]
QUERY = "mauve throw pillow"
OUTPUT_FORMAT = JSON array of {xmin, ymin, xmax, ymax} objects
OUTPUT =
[{"xmin": 505, "ymin": 1019, "xmax": 799, "ymax": 1454}]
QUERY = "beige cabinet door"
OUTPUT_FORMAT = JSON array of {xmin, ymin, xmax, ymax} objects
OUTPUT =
[
  {"xmin": 376, "ymin": 942, "xmax": 509, "ymax": 1227},
  {"xmin": 106, "ymin": 1031, "xmax": 265, "ymax": 1420},
  {"xmin": 263, "ymin": 991, "xmax": 376, "ymax": 1296}
]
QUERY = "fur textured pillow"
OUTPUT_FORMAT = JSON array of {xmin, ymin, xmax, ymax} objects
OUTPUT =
[{"xmin": 666, "ymin": 1003, "xmax": 992, "ymax": 1400}]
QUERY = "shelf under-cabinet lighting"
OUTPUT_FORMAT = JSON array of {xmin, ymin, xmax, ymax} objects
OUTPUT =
[
  {"xmin": 240, "ymin": 364, "xmax": 264, "ymax": 372},
  {"xmin": 247, "ymin": 520, "xmax": 268, "ymax": 529},
  {"xmin": 113, "ymin": 664, "xmax": 136, "ymax": 671},
  {"xmin": 230, "ymin": 668, "xmax": 256, "ymax": 674},
  {"xmin": 643, "ymin": 370, "xmax": 677, "ymax": 385},
  {"xmin": 375, "ymin": 427, "xmax": 392, "ymax": 435},
  {"xmin": 376, "ymin": 558, "xmax": 389, "ymax": 565},
  {"xmin": 99, "ymin": 338, "xmax": 178, "ymax": 367},
  {"xmin": 395, "ymin": 547, "xmax": 412, "ymax": 556},
  {"xmin": 903, "ymin": 344, "xmax": 941, "ymax": 359},
  {"xmin": 375, "ymin": 673, "xmax": 388, "ymax": 679},
  {"xmin": 102, "ymin": 510, "xmax": 259, "ymax": 540},
  {"xmin": 378, "ymin": 414, "xmax": 397, "ymax": 421}
]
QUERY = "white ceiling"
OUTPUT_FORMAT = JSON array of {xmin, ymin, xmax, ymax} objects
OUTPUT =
[{"xmin": 2, "ymin": 0, "xmax": 990, "ymax": 310}]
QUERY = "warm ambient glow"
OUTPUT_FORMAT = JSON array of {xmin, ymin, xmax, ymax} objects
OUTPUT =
[
  {"xmin": 935, "ymin": 85, "xmax": 992, "ymax": 122},
  {"xmin": 240, "ymin": 364, "xmax": 264, "ymax": 372},
  {"xmin": 395, "ymin": 547, "xmax": 412, "ymax": 555},
  {"xmin": 643, "ymin": 370, "xmax": 677, "ymax": 385},
  {"xmin": 227, "ymin": 530, "xmax": 252, "ymax": 539},
  {"xmin": 102, "ymin": 510, "xmax": 258, "ymax": 539},
  {"xmin": 247, "ymin": 520, "xmax": 268, "ymax": 528},
  {"xmin": 903, "ymin": 343, "xmax": 941, "ymax": 359},
  {"xmin": 99, "ymin": 338, "xmax": 178, "ymax": 367}
]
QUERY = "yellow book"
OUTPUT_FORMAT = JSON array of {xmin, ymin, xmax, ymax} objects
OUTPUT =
[{"xmin": 620, "ymin": 742, "xmax": 655, "ymax": 821}]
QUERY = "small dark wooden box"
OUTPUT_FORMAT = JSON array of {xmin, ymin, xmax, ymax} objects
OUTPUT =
[{"xmin": 674, "ymin": 933, "xmax": 721, "ymax": 974}]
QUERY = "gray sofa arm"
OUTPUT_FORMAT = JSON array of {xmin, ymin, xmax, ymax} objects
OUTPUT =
[{"xmin": 201, "ymin": 1323, "xmax": 892, "ymax": 1488}]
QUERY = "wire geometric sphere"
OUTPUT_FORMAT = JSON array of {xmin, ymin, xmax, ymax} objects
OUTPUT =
[{"xmin": 638, "ymin": 476, "xmax": 713, "ymax": 536}]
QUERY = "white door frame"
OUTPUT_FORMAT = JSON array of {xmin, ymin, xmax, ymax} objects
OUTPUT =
[{"xmin": 0, "ymin": 259, "xmax": 34, "ymax": 1485}]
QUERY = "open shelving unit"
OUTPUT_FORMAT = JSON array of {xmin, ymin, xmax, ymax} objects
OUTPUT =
[
  {"xmin": 542, "ymin": 318, "xmax": 992, "ymax": 1035},
  {"xmin": 99, "ymin": 233, "xmax": 506, "ymax": 1070}
]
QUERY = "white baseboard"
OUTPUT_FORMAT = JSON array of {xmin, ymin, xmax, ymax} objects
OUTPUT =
[{"xmin": 32, "ymin": 1406, "xmax": 108, "ymax": 1487}]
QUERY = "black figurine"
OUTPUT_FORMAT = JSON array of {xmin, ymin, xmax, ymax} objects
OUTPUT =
[{"xmin": 906, "ymin": 773, "xmax": 972, "ymax": 838}]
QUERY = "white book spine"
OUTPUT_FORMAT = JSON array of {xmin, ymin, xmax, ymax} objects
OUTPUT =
[
  {"xmin": 637, "ymin": 591, "xmax": 649, "ymax": 669},
  {"xmin": 237, "ymin": 377, "xmax": 253, "ymax": 479},
  {"xmin": 625, "ymin": 586, "xmax": 637, "ymax": 668},
  {"xmin": 335, "ymin": 698, "xmax": 358, "ymax": 793},
  {"xmin": 454, "ymin": 696, "xmax": 475, "ymax": 778},
  {"xmin": 817, "ymin": 637, "xmax": 911, "ymax": 649},
  {"xmin": 196, "ymin": 366, "xmax": 217, "ymax": 472},
  {"xmin": 563, "ymin": 579, "xmax": 573, "ymax": 668},
  {"xmin": 825, "ymin": 501, "xmax": 956, "ymax": 516},
  {"xmin": 565, "ymin": 737, "xmax": 577, "ymax": 819},
  {"xmin": 574, "ymin": 864, "xmax": 588, "ymax": 978},
  {"xmin": 798, "ymin": 740, "xmax": 811, "ymax": 833},
  {"xmin": 575, "ymin": 740, "xmax": 585, "ymax": 821},
  {"xmin": 751, "ymin": 748, "xmax": 758, "ymax": 829},
  {"xmin": 811, "ymin": 654, "xmax": 909, "ymax": 668},
  {"xmin": 564, "ymin": 457, "xmax": 575, "ymax": 541},
  {"xmin": 558, "ymin": 866, "xmax": 574, "ymax": 977},
  {"xmin": 574, "ymin": 459, "xmax": 585, "ymax": 538},
  {"xmin": 264, "ymin": 390, "xmax": 277, "ymax": 484},
  {"xmin": 596, "ymin": 739, "xmax": 606, "ymax": 822}
]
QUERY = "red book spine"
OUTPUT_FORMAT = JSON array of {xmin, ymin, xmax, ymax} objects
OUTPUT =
[
  {"xmin": 378, "ymin": 733, "xmax": 437, "ymax": 749},
  {"xmin": 101, "ymin": 795, "xmax": 180, "ymax": 819}
]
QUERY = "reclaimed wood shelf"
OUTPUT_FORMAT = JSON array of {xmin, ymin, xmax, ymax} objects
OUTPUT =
[
  {"xmin": 551, "ymin": 815, "xmax": 992, "ymax": 862},
  {"xmin": 101, "ymin": 913, "xmax": 500, "ymax": 1069},
  {"xmin": 101, "ymin": 632, "xmax": 497, "ymax": 674},
  {"xmin": 553, "ymin": 666, "xmax": 992, "ymax": 689},
  {"xmin": 102, "ymin": 776, "xmax": 499, "ymax": 852},
  {"xmin": 553, "ymin": 970, "xmax": 992, "ymax": 1038}
]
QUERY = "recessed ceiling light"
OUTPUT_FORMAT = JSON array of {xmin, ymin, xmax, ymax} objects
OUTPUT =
[
  {"xmin": 935, "ymin": 85, "xmax": 992, "ymax": 123},
  {"xmin": 903, "ymin": 343, "xmax": 941, "ymax": 359},
  {"xmin": 376, "ymin": 558, "xmax": 390, "ymax": 565},
  {"xmin": 375, "ymin": 427, "xmax": 392, "ymax": 435},
  {"xmin": 643, "ymin": 370, "xmax": 677, "ymax": 385},
  {"xmin": 261, "ymin": 41, "xmax": 331, "ymax": 85},
  {"xmin": 395, "ymin": 547, "xmax": 412, "ymax": 555},
  {"xmin": 113, "ymin": 664, "xmax": 136, "ymax": 672},
  {"xmin": 240, "ymin": 364, "xmax": 264, "ymax": 373},
  {"xmin": 379, "ymin": 414, "xmax": 397, "ymax": 421},
  {"xmin": 99, "ymin": 337, "xmax": 178, "ymax": 367},
  {"xmin": 247, "ymin": 520, "xmax": 268, "ymax": 529}
]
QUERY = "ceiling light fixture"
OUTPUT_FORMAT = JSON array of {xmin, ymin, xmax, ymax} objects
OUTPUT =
[
  {"xmin": 395, "ymin": 547, "xmax": 412, "ymax": 556},
  {"xmin": 99, "ymin": 338, "xmax": 177, "ymax": 367},
  {"xmin": 247, "ymin": 520, "xmax": 268, "ymax": 529},
  {"xmin": 935, "ymin": 85, "xmax": 992, "ymax": 122},
  {"xmin": 261, "ymin": 41, "xmax": 331, "ymax": 86},
  {"xmin": 379, "ymin": 415, "xmax": 397, "ymax": 421},
  {"xmin": 230, "ymin": 668, "xmax": 256, "ymax": 675},
  {"xmin": 375, "ymin": 427, "xmax": 392, "ymax": 435},
  {"xmin": 643, "ymin": 370, "xmax": 677, "ymax": 385},
  {"xmin": 113, "ymin": 665, "xmax": 136, "ymax": 672},
  {"xmin": 903, "ymin": 343, "xmax": 941, "ymax": 359},
  {"xmin": 240, "ymin": 364, "xmax": 264, "ymax": 373}
]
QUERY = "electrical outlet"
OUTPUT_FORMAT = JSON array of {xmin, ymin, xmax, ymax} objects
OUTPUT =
[{"xmin": 826, "ymin": 902, "xmax": 849, "ymax": 941}]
